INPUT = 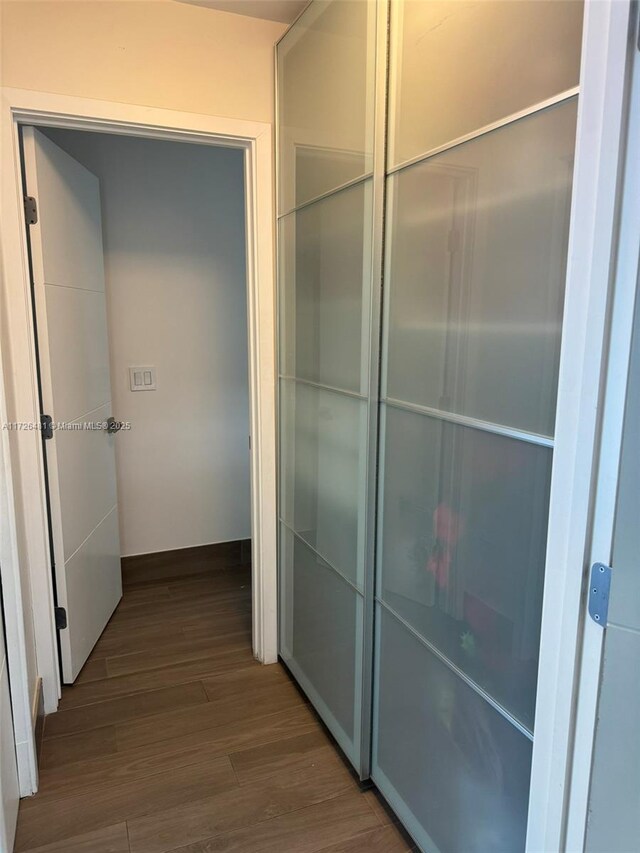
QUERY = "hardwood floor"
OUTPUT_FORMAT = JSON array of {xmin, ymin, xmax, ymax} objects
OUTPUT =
[{"xmin": 15, "ymin": 554, "xmax": 415, "ymax": 852}]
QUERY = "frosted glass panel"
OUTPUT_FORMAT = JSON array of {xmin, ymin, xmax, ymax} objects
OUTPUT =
[
  {"xmin": 279, "ymin": 181, "xmax": 372, "ymax": 394},
  {"xmin": 389, "ymin": 0, "xmax": 583, "ymax": 166},
  {"xmin": 276, "ymin": 0, "xmax": 377, "ymax": 780},
  {"xmin": 378, "ymin": 405, "xmax": 551, "ymax": 729},
  {"xmin": 278, "ymin": 0, "xmax": 375, "ymax": 211},
  {"xmin": 374, "ymin": 606, "xmax": 532, "ymax": 853},
  {"xmin": 384, "ymin": 100, "xmax": 577, "ymax": 436},
  {"xmin": 279, "ymin": 378, "xmax": 366, "ymax": 589},
  {"xmin": 280, "ymin": 523, "xmax": 362, "ymax": 763}
]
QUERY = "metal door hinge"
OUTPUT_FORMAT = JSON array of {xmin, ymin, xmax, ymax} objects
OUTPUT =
[
  {"xmin": 24, "ymin": 195, "xmax": 38, "ymax": 225},
  {"xmin": 589, "ymin": 562, "xmax": 612, "ymax": 626},
  {"xmin": 40, "ymin": 413, "xmax": 53, "ymax": 440},
  {"xmin": 54, "ymin": 606, "xmax": 67, "ymax": 630}
]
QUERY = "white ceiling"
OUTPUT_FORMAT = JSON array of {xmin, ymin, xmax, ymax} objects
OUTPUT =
[{"xmin": 178, "ymin": 0, "xmax": 308, "ymax": 24}]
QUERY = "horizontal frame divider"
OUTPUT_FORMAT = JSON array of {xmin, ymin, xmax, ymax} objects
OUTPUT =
[
  {"xmin": 375, "ymin": 595, "xmax": 534, "ymax": 741},
  {"xmin": 387, "ymin": 87, "xmax": 579, "ymax": 177},
  {"xmin": 382, "ymin": 397, "xmax": 554, "ymax": 448},
  {"xmin": 279, "ymin": 518, "xmax": 363, "ymax": 597},
  {"xmin": 277, "ymin": 171, "xmax": 374, "ymax": 219},
  {"xmin": 279, "ymin": 375, "xmax": 368, "ymax": 402}
]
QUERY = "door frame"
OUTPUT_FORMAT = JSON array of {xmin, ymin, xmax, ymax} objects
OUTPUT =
[
  {"xmin": 527, "ymin": 2, "xmax": 635, "ymax": 850},
  {"xmin": 0, "ymin": 87, "xmax": 278, "ymax": 795},
  {"xmin": 564, "ymin": 2, "xmax": 640, "ymax": 848}
]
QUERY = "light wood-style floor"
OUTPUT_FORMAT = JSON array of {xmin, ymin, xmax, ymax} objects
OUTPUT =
[{"xmin": 15, "ymin": 550, "xmax": 415, "ymax": 853}]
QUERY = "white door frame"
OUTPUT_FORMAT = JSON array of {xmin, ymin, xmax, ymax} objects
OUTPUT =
[
  {"xmin": 527, "ymin": 2, "xmax": 635, "ymax": 850},
  {"xmin": 564, "ymin": 2, "xmax": 640, "ymax": 849},
  {"xmin": 0, "ymin": 87, "xmax": 278, "ymax": 795}
]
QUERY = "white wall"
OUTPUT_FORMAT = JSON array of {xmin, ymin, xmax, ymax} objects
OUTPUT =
[
  {"xmin": 0, "ymin": 0, "xmax": 286, "ymax": 124},
  {"xmin": 0, "ymin": 0, "xmax": 279, "ymax": 794},
  {"xmin": 46, "ymin": 129, "xmax": 251, "ymax": 556}
]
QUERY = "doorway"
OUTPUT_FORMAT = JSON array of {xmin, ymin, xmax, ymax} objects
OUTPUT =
[
  {"xmin": 24, "ymin": 125, "xmax": 254, "ymax": 686},
  {"xmin": 0, "ymin": 90, "xmax": 277, "ymax": 797}
]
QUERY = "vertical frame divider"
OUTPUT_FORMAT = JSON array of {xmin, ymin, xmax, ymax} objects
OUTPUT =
[
  {"xmin": 359, "ymin": 0, "xmax": 390, "ymax": 780},
  {"xmin": 273, "ymin": 33, "xmax": 283, "ymax": 664}
]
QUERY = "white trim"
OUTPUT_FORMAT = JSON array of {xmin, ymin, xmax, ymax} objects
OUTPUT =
[
  {"xmin": 526, "ymin": 3, "xmax": 633, "ymax": 850},
  {"xmin": 565, "ymin": 4, "xmax": 640, "ymax": 848},
  {"xmin": 0, "ymin": 324, "xmax": 40, "ymax": 798},
  {"xmin": 244, "ymin": 114, "xmax": 279, "ymax": 666},
  {"xmin": 0, "ymin": 88, "xmax": 278, "ymax": 794}
]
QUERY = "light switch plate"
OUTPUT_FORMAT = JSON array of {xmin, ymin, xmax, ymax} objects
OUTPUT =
[{"xmin": 129, "ymin": 366, "xmax": 157, "ymax": 391}]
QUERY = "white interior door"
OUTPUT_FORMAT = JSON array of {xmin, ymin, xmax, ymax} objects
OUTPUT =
[
  {"xmin": 23, "ymin": 126, "xmax": 122, "ymax": 684},
  {"xmin": 0, "ymin": 603, "xmax": 19, "ymax": 853}
]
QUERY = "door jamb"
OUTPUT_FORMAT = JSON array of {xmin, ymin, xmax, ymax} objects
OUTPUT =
[
  {"xmin": 564, "ymin": 4, "xmax": 640, "ymax": 848},
  {"xmin": 526, "ymin": 2, "xmax": 634, "ymax": 849},
  {"xmin": 0, "ymin": 88, "xmax": 278, "ymax": 795}
]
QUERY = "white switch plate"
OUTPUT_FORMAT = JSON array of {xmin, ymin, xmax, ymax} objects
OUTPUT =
[{"xmin": 129, "ymin": 366, "xmax": 157, "ymax": 391}]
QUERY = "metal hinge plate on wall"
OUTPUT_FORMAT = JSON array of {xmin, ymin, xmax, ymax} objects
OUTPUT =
[
  {"xmin": 589, "ymin": 562, "xmax": 612, "ymax": 626},
  {"xmin": 24, "ymin": 195, "xmax": 38, "ymax": 225},
  {"xmin": 54, "ymin": 606, "xmax": 67, "ymax": 630},
  {"xmin": 40, "ymin": 413, "xmax": 53, "ymax": 440}
]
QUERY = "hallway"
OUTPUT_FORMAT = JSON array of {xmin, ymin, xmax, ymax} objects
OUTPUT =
[{"xmin": 14, "ymin": 549, "xmax": 414, "ymax": 852}]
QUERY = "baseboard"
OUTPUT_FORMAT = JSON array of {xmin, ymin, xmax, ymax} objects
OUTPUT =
[
  {"xmin": 121, "ymin": 539, "xmax": 251, "ymax": 585},
  {"xmin": 240, "ymin": 538, "xmax": 252, "ymax": 567},
  {"xmin": 31, "ymin": 677, "xmax": 44, "ymax": 768}
]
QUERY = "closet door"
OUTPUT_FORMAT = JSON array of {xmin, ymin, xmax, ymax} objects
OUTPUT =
[
  {"xmin": 276, "ymin": 0, "xmax": 378, "ymax": 773},
  {"xmin": 373, "ymin": 2, "xmax": 583, "ymax": 850}
]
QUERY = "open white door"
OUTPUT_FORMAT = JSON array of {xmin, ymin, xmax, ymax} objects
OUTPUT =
[{"xmin": 23, "ymin": 126, "xmax": 122, "ymax": 684}]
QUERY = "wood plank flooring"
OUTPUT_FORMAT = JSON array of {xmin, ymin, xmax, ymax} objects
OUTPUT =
[{"xmin": 15, "ymin": 555, "xmax": 415, "ymax": 852}]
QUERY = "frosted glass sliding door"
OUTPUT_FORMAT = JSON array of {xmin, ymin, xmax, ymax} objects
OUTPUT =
[
  {"xmin": 276, "ymin": 0, "xmax": 378, "ymax": 773},
  {"xmin": 372, "ymin": 2, "xmax": 583, "ymax": 851}
]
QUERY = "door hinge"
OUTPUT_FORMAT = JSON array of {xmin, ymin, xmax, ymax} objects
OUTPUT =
[
  {"xmin": 24, "ymin": 195, "xmax": 38, "ymax": 225},
  {"xmin": 589, "ymin": 562, "xmax": 612, "ymax": 626},
  {"xmin": 54, "ymin": 606, "xmax": 67, "ymax": 630},
  {"xmin": 40, "ymin": 413, "xmax": 53, "ymax": 440}
]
